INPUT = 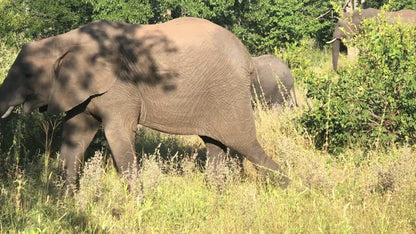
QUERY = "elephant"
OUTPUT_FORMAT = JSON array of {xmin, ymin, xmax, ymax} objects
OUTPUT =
[
  {"xmin": 329, "ymin": 8, "xmax": 416, "ymax": 71},
  {"xmin": 251, "ymin": 55, "xmax": 297, "ymax": 108},
  {"xmin": 0, "ymin": 17, "xmax": 290, "ymax": 192}
]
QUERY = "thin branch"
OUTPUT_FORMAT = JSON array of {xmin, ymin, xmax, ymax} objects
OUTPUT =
[
  {"xmin": 343, "ymin": 0, "xmax": 352, "ymax": 11},
  {"xmin": 316, "ymin": 9, "xmax": 333, "ymax": 20},
  {"xmin": 369, "ymin": 109, "xmax": 382, "ymax": 121}
]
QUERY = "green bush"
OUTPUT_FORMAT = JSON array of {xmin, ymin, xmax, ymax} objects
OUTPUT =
[
  {"xmin": 85, "ymin": 0, "xmax": 153, "ymax": 23},
  {"xmin": 231, "ymin": 0, "xmax": 335, "ymax": 55},
  {"xmin": 0, "ymin": 0, "xmax": 93, "ymax": 46},
  {"xmin": 0, "ymin": 0, "xmax": 335, "ymax": 55},
  {"xmin": 299, "ymin": 15, "xmax": 416, "ymax": 153}
]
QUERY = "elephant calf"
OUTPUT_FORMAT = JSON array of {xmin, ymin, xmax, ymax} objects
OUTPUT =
[
  {"xmin": 251, "ymin": 55, "xmax": 297, "ymax": 108},
  {"xmin": 0, "ymin": 17, "xmax": 290, "ymax": 193}
]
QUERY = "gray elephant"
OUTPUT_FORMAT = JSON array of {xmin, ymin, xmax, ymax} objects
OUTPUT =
[
  {"xmin": 329, "ymin": 8, "xmax": 416, "ymax": 71},
  {"xmin": 0, "ymin": 17, "xmax": 290, "ymax": 192},
  {"xmin": 251, "ymin": 55, "xmax": 297, "ymax": 108}
]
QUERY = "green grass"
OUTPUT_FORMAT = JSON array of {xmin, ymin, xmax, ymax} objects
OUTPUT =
[
  {"xmin": 1, "ymin": 44, "xmax": 416, "ymax": 233},
  {"xmin": 0, "ymin": 42, "xmax": 18, "ymax": 84}
]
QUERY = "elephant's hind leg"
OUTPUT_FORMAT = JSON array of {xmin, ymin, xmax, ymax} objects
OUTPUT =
[
  {"xmin": 200, "ymin": 135, "xmax": 230, "ymax": 188},
  {"xmin": 200, "ymin": 136, "xmax": 227, "ymax": 169},
  {"xmin": 227, "ymin": 137, "xmax": 290, "ymax": 188}
]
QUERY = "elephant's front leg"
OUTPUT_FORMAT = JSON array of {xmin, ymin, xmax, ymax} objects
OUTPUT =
[
  {"xmin": 102, "ymin": 116, "xmax": 138, "ymax": 185},
  {"xmin": 60, "ymin": 112, "xmax": 100, "ymax": 193}
]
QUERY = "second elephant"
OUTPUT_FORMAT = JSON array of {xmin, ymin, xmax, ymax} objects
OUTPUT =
[
  {"xmin": 329, "ymin": 8, "xmax": 416, "ymax": 71},
  {"xmin": 251, "ymin": 55, "xmax": 297, "ymax": 108}
]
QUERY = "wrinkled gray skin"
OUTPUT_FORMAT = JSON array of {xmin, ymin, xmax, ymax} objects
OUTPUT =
[
  {"xmin": 251, "ymin": 55, "xmax": 297, "ymax": 108},
  {"xmin": 0, "ymin": 17, "xmax": 290, "ymax": 192},
  {"xmin": 330, "ymin": 8, "xmax": 416, "ymax": 71}
]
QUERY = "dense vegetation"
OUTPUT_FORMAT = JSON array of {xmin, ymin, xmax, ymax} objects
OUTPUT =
[
  {"xmin": 1, "ymin": 0, "xmax": 416, "ymax": 232},
  {"xmin": 300, "ymin": 16, "xmax": 416, "ymax": 153},
  {"xmin": 1, "ymin": 0, "xmax": 335, "ymax": 54}
]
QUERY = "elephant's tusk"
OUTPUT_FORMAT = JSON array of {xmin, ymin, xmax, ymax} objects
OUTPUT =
[
  {"xmin": 326, "ymin": 38, "xmax": 338, "ymax": 44},
  {"xmin": 1, "ymin": 106, "xmax": 14, "ymax": 119}
]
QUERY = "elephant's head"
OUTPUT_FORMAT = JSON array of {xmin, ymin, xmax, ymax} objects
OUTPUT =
[
  {"xmin": 0, "ymin": 22, "xmax": 127, "ymax": 118},
  {"xmin": 0, "ymin": 44, "xmax": 53, "ymax": 118},
  {"xmin": 329, "ymin": 8, "xmax": 381, "ymax": 71}
]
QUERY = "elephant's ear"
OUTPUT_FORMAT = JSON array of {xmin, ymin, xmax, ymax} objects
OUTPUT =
[{"xmin": 48, "ymin": 50, "xmax": 117, "ymax": 114}]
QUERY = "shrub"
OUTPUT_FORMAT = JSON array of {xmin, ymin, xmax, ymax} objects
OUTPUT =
[
  {"xmin": 299, "ymin": 15, "xmax": 416, "ymax": 153},
  {"xmin": 232, "ymin": 0, "xmax": 335, "ymax": 55}
]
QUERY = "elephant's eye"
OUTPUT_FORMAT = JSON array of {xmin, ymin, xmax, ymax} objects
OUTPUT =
[{"xmin": 23, "ymin": 71, "xmax": 31, "ymax": 78}]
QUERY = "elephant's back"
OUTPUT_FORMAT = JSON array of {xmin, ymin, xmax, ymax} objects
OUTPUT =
[
  {"xmin": 253, "ymin": 55, "xmax": 292, "ymax": 82},
  {"xmin": 252, "ymin": 54, "xmax": 294, "ymax": 105},
  {"xmin": 137, "ymin": 17, "xmax": 256, "ymax": 138},
  {"xmin": 390, "ymin": 9, "xmax": 416, "ymax": 23},
  {"xmin": 153, "ymin": 17, "xmax": 253, "ymax": 72}
]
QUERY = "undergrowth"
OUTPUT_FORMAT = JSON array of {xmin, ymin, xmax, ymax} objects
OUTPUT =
[{"xmin": 1, "ymin": 104, "xmax": 415, "ymax": 233}]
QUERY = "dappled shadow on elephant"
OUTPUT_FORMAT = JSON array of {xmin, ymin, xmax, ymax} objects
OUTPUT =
[
  {"xmin": 77, "ymin": 21, "xmax": 179, "ymax": 90},
  {"xmin": 0, "ymin": 17, "xmax": 290, "ymax": 194}
]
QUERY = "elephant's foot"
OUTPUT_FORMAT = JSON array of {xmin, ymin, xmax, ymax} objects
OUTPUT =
[
  {"xmin": 256, "ymin": 165, "xmax": 291, "ymax": 189},
  {"xmin": 204, "ymin": 160, "xmax": 228, "ymax": 191}
]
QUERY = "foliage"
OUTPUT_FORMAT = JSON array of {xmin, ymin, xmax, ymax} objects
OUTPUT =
[
  {"xmin": 299, "ymin": 16, "xmax": 416, "ymax": 153},
  {"xmin": 0, "ymin": 0, "xmax": 335, "ymax": 55},
  {"xmin": 0, "ymin": 0, "xmax": 92, "ymax": 46},
  {"xmin": 231, "ymin": 0, "xmax": 335, "ymax": 55},
  {"xmin": 85, "ymin": 0, "xmax": 153, "ymax": 23},
  {"xmin": 276, "ymin": 40, "xmax": 314, "ymax": 78}
]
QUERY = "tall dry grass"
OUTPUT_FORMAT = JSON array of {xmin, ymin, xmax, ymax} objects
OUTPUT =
[{"xmin": 2, "ymin": 102, "xmax": 415, "ymax": 233}]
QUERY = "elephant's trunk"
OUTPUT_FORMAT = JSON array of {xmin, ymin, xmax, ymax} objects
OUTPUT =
[{"xmin": 332, "ymin": 38, "xmax": 341, "ymax": 72}]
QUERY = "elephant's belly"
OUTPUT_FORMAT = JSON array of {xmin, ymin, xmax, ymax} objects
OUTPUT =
[
  {"xmin": 139, "ymin": 110, "xmax": 209, "ymax": 136},
  {"xmin": 138, "ymin": 92, "xmax": 211, "ymax": 136}
]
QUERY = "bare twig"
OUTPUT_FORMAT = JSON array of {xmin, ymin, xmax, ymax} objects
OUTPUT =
[
  {"xmin": 369, "ymin": 109, "xmax": 382, "ymax": 121},
  {"xmin": 343, "ymin": 0, "xmax": 353, "ymax": 11},
  {"xmin": 316, "ymin": 9, "xmax": 333, "ymax": 20}
]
